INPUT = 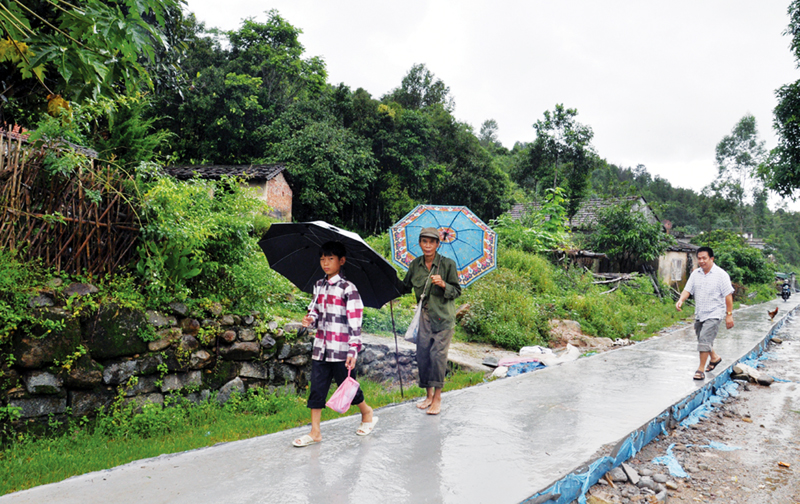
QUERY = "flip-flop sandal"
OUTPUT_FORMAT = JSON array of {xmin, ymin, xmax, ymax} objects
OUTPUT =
[
  {"xmin": 693, "ymin": 371, "xmax": 705, "ymax": 381},
  {"xmin": 706, "ymin": 358, "xmax": 722, "ymax": 372},
  {"xmin": 356, "ymin": 417, "xmax": 379, "ymax": 436},
  {"xmin": 292, "ymin": 434, "xmax": 320, "ymax": 447}
]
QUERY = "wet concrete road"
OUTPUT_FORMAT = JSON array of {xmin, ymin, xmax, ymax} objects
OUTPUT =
[{"xmin": 3, "ymin": 299, "xmax": 798, "ymax": 504}]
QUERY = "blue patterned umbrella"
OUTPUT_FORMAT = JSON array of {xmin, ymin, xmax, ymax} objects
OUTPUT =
[{"xmin": 390, "ymin": 205, "xmax": 497, "ymax": 287}]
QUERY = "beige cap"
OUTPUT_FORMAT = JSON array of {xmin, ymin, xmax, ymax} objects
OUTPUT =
[{"xmin": 419, "ymin": 227, "xmax": 440, "ymax": 240}]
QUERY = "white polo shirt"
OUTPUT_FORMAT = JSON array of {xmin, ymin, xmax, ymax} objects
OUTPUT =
[{"xmin": 683, "ymin": 264, "xmax": 735, "ymax": 322}]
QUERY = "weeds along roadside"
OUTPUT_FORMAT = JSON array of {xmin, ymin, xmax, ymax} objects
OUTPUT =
[{"xmin": 0, "ymin": 371, "xmax": 483, "ymax": 496}]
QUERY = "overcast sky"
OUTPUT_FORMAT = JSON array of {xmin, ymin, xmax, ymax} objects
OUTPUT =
[{"xmin": 187, "ymin": 0, "xmax": 799, "ymax": 204}]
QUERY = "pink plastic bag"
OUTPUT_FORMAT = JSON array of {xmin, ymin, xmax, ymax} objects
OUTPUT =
[{"xmin": 326, "ymin": 369, "xmax": 360, "ymax": 413}]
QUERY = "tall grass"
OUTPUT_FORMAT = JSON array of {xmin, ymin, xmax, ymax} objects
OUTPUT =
[
  {"xmin": 459, "ymin": 268, "xmax": 551, "ymax": 348},
  {"xmin": 496, "ymin": 248, "xmax": 558, "ymax": 295},
  {"xmin": 459, "ymin": 249, "xmax": 689, "ymax": 348},
  {"xmin": 558, "ymin": 276, "xmax": 685, "ymax": 340}
]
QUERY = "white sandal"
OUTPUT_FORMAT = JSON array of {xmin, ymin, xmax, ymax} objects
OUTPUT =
[
  {"xmin": 292, "ymin": 434, "xmax": 320, "ymax": 447},
  {"xmin": 356, "ymin": 417, "xmax": 379, "ymax": 436}
]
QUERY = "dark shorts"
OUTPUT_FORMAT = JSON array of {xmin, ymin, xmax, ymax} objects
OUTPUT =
[{"xmin": 307, "ymin": 359, "xmax": 364, "ymax": 410}]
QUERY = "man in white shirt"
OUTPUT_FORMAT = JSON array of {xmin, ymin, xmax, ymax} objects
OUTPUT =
[{"xmin": 675, "ymin": 246, "xmax": 735, "ymax": 380}]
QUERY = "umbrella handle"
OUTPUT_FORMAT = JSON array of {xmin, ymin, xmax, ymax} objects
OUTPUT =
[
  {"xmin": 298, "ymin": 310, "xmax": 314, "ymax": 338},
  {"xmin": 390, "ymin": 301, "xmax": 404, "ymax": 399}
]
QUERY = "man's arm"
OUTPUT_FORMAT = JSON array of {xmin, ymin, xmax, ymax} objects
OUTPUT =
[
  {"xmin": 724, "ymin": 293, "xmax": 734, "ymax": 329},
  {"xmin": 676, "ymin": 271, "xmax": 696, "ymax": 311},
  {"xmin": 440, "ymin": 259, "xmax": 461, "ymax": 300},
  {"xmin": 675, "ymin": 290, "xmax": 691, "ymax": 311}
]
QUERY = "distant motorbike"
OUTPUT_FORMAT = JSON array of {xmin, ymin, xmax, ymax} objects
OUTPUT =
[{"xmin": 782, "ymin": 284, "xmax": 791, "ymax": 302}]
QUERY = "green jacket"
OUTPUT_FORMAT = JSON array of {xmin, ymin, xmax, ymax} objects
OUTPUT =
[{"xmin": 402, "ymin": 253, "xmax": 461, "ymax": 332}]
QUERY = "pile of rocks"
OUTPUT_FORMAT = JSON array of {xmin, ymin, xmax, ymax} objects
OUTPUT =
[
  {"xmin": 357, "ymin": 343, "xmax": 417, "ymax": 385},
  {"xmin": 588, "ymin": 462, "xmax": 672, "ymax": 503}
]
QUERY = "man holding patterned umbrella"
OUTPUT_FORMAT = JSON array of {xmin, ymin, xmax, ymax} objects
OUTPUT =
[{"xmin": 401, "ymin": 227, "xmax": 461, "ymax": 415}]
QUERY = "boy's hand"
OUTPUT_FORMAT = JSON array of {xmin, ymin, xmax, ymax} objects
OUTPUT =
[
  {"xmin": 345, "ymin": 355, "xmax": 356, "ymax": 370},
  {"xmin": 301, "ymin": 315, "xmax": 314, "ymax": 327},
  {"xmin": 431, "ymin": 274, "xmax": 446, "ymax": 288}
]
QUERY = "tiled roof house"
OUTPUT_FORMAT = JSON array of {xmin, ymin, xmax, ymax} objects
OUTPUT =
[
  {"xmin": 164, "ymin": 164, "xmax": 292, "ymax": 221},
  {"xmin": 509, "ymin": 195, "xmax": 700, "ymax": 287},
  {"xmin": 509, "ymin": 195, "xmax": 660, "ymax": 229}
]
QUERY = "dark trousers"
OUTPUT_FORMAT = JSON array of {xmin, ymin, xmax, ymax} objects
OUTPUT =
[
  {"xmin": 416, "ymin": 309, "xmax": 454, "ymax": 389},
  {"xmin": 307, "ymin": 359, "xmax": 364, "ymax": 409}
]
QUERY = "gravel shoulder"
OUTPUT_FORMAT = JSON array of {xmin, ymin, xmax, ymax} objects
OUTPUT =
[{"xmin": 586, "ymin": 316, "xmax": 800, "ymax": 504}]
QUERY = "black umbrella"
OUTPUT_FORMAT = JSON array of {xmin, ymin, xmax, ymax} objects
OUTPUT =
[
  {"xmin": 258, "ymin": 221, "xmax": 403, "ymax": 309},
  {"xmin": 259, "ymin": 221, "xmax": 407, "ymax": 396}
]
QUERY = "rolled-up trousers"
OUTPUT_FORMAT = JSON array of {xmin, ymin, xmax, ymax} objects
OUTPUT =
[{"xmin": 416, "ymin": 308, "xmax": 454, "ymax": 389}]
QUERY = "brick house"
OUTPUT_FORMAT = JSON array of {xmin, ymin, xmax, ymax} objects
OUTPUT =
[{"xmin": 164, "ymin": 164, "xmax": 292, "ymax": 221}]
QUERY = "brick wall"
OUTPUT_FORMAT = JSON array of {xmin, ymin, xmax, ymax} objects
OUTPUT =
[{"xmin": 250, "ymin": 172, "xmax": 292, "ymax": 221}]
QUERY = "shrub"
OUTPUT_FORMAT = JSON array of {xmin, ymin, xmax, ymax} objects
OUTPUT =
[
  {"xmin": 590, "ymin": 201, "xmax": 675, "ymax": 271},
  {"xmin": 134, "ymin": 174, "xmax": 290, "ymax": 311},
  {"xmin": 0, "ymin": 251, "xmax": 61, "ymax": 345},
  {"xmin": 459, "ymin": 268, "xmax": 551, "ymax": 349},
  {"xmin": 365, "ymin": 233, "xmax": 392, "ymax": 260}
]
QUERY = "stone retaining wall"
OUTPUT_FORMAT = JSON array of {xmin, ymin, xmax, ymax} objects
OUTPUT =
[{"xmin": 3, "ymin": 285, "xmax": 416, "ymax": 423}]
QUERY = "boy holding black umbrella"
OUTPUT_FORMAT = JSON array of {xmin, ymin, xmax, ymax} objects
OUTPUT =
[{"xmin": 292, "ymin": 241, "xmax": 378, "ymax": 447}]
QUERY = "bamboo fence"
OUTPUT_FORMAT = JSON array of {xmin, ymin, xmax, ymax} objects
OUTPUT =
[{"xmin": 0, "ymin": 127, "xmax": 140, "ymax": 276}]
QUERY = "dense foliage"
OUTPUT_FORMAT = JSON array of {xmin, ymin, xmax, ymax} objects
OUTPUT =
[
  {"xmin": 690, "ymin": 230, "xmax": 774, "ymax": 285},
  {"xmin": 0, "ymin": 0, "xmax": 183, "ymax": 125},
  {"xmin": 7, "ymin": 4, "xmax": 800, "ymax": 266},
  {"xmin": 0, "ymin": 251, "xmax": 61, "ymax": 345},
  {"xmin": 589, "ymin": 202, "xmax": 675, "ymax": 272},
  {"xmin": 135, "ymin": 172, "xmax": 291, "ymax": 310},
  {"xmin": 762, "ymin": 0, "xmax": 800, "ymax": 197}
]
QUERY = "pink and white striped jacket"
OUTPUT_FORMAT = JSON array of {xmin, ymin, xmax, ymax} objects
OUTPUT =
[{"xmin": 306, "ymin": 274, "xmax": 363, "ymax": 362}]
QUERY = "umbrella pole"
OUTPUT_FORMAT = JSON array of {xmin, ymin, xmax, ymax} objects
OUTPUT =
[{"xmin": 390, "ymin": 301, "xmax": 405, "ymax": 399}]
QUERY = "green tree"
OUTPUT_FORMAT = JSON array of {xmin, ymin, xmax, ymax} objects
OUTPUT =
[
  {"xmin": 532, "ymin": 104, "xmax": 594, "ymax": 189},
  {"xmin": 691, "ymin": 230, "xmax": 773, "ymax": 285},
  {"xmin": 153, "ymin": 11, "xmax": 327, "ymax": 163},
  {"xmin": 383, "ymin": 64, "xmax": 453, "ymax": 111},
  {"xmin": 267, "ymin": 93, "xmax": 378, "ymax": 225},
  {"xmin": 709, "ymin": 115, "xmax": 765, "ymax": 232},
  {"xmin": 590, "ymin": 201, "xmax": 674, "ymax": 272},
  {"xmin": 0, "ymin": 0, "xmax": 183, "ymax": 124},
  {"xmin": 349, "ymin": 78, "xmax": 510, "ymax": 232},
  {"xmin": 762, "ymin": 1, "xmax": 800, "ymax": 197},
  {"xmin": 479, "ymin": 119, "xmax": 499, "ymax": 149},
  {"xmin": 514, "ymin": 105, "xmax": 596, "ymax": 221}
]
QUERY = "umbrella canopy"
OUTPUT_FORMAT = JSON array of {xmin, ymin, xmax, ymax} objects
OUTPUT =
[
  {"xmin": 390, "ymin": 205, "xmax": 497, "ymax": 287},
  {"xmin": 258, "ymin": 221, "xmax": 403, "ymax": 309}
]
